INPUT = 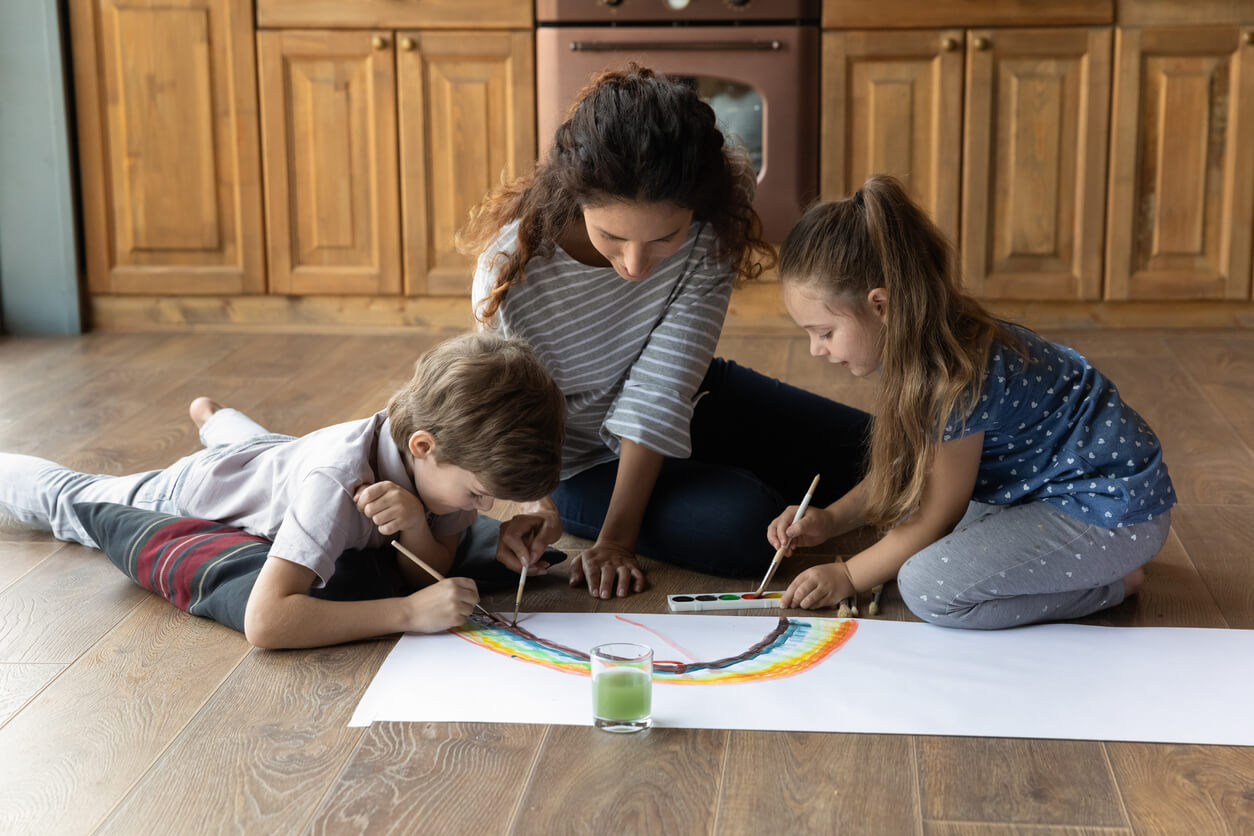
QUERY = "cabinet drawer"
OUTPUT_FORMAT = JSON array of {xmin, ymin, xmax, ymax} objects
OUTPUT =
[
  {"xmin": 257, "ymin": 0, "xmax": 530, "ymax": 30},
  {"xmin": 822, "ymin": 0, "xmax": 1111, "ymax": 29}
]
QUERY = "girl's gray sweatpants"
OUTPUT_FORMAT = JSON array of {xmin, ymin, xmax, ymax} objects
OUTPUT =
[{"xmin": 897, "ymin": 500, "xmax": 1171, "ymax": 629}]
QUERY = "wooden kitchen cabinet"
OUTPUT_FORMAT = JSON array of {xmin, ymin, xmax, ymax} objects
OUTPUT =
[
  {"xmin": 398, "ymin": 30, "xmax": 535, "ymax": 295},
  {"xmin": 821, "ymin": 26, "xmax": 1110, "ymax": 301},
  {"xmin": 962, "ymin": 27, "xmax": 1112, "ymax": 300},
  {"xmin": 1105, "ymin": 25, "xmax": 1254, "ymax": 301},
  {"xmin": 68, "ymin": 0, "xmax": 265, "ymax": 295},
  {"xmin": 257, "ymin": 28, "xmax": 534, "ymax": 296},
  {"xmin": 820, "ymin": 29, "xmax": 964, "ymax": 243},
  {"xmin": 257, "ymin": 30, "xmax": 401, "ymax": 295}
]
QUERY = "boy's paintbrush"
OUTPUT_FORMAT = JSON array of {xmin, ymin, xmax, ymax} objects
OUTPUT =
[
  {"xmin": 754, "ymin": 474, "xmax": 820, "ymax": 596},
  {"xmin": 390, "ymin": 539, "xmax": 505, "ymax": 625}
]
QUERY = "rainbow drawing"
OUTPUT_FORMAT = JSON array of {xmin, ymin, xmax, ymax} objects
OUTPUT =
[{"xmin": 450, "ymin": 615, "xmax": 858, "ymax": 685}]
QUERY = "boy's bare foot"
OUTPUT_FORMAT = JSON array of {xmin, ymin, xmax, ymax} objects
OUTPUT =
[
  {"xmin": 189, "ymin": 397, "xmax": 223, "ymax": 429},
  {"xmin": 1121, "ymin": 567, "xmax": 1145, "ymax": 598}
]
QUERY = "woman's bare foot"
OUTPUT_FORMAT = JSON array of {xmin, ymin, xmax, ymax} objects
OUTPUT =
[
  {"xmin": 189, "ymin": 397, "xmax": 223, "ymax": 429},
  {"xmin": 1121, "ymin": 567, "xmax": 1145, "ymax": 598}
]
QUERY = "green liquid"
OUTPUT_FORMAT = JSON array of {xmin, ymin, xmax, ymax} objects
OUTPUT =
[{"xmin": 593, "ymin": 667, "xmax": 652, "ymax": 722}]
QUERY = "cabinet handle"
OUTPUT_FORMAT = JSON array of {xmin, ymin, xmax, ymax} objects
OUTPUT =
[
  {"xmin": 372, "ymin": 35, "xmax": 388, "ymax": 50},
  {"xmin": 1243, "ymin": 31, "xmax": 1254, "ymax": 46},
  {"xmin": 941, "ymin": 37, "xmax": 958, "ymax": 52},
  {"xmin": 400, "ymin": 36, "xmax": 416, "ymax": 51},
  {"xmin": 972, "ymin": 36, "xmax": 990, "ymax": 51}
]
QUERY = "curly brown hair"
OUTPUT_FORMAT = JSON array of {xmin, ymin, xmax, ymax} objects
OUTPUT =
[{"xmin": 459, "ymin": 63, "xmax": 775, "ymax": 323}]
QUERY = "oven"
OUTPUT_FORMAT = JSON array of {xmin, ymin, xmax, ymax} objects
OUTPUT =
[{"xmin": 536, "ymin": 0, "xmax": 821, "ymax": 242}]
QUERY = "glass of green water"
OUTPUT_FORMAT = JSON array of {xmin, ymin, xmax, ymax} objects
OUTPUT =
[{"xmin": 590, "ymin": 642, "xmax": 653, "ymax": 733}]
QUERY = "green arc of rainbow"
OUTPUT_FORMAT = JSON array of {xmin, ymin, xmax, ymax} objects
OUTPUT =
[{"xmin": 451, "ymin": 616, "xmax": 857, "ymax": 685}]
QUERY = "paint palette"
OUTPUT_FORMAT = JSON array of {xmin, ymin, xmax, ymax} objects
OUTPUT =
[{"xmin": 668, "ymin": 592, "xmax": 786, "ymax": 612}]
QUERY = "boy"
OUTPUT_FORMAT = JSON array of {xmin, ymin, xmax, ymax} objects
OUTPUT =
[{"xmin": 0, "ymin": 333, "xmax": 565, "ymax": 648}]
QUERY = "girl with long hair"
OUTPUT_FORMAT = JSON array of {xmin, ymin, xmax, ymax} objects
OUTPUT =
[
  {"xmin": 771, "ymin": 175, "xmax": 1175, "ymax": 628},
  {"xmin": 462, "ymin": 64, "xmax": 871, "ymax": 599}
]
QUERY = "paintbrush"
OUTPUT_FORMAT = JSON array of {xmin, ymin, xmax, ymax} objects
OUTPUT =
[
  {"xmin": 390, "ymin": 539, "xmax": 505, "ymax": 625},
  {"xmin": 754, "ymin": 473, "xmax": 821, "ymax": 596}
]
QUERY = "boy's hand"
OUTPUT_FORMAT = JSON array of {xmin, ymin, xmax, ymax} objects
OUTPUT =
[
  {"xmin": 355, "ymin": 481, "xmax": 425, "ymax": 536},
  {"xmin": 569, "ymin": 541, "xmax": 645, "ymax": 599},
  {"xmin": 497, "ymin": 510, "xmax": 563, "ymax": 572},
  {"xmin": 767, "ymin": 504, "xmax": 837, "ymax": 557},
  {"xmin": 405, "ymin": 577, "xmax": 480, "ymax": 633},
  {"xmin": 781, "ymin": 561, "xmax": 855, "ymax": 610}
]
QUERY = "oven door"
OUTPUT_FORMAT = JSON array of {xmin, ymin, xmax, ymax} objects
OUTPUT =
[{"xmin": 537, "ymin": 25, "xmax": 819, "ymax": 242}]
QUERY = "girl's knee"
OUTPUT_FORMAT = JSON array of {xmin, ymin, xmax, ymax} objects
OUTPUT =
[{"xmin": 897, "ymin": 553, "xmax": 970, "ymax": 627}]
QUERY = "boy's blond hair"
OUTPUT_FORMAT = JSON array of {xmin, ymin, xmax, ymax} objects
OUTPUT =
[{"xmin": 387, "ymin": 333, "xmax": 565, "ymax": 501}]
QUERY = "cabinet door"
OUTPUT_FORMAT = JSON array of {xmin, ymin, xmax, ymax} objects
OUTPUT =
[
  {"xmin": 821, "ymin": 30, "xmax": 964, "ymax": 243},
  {"xmin": 257, "ymin": 30, "xmax": 401, "ymax": 295},
  {"xmin": 398, "ymin": 30, "xmax": 535, "ymax": 295},
  {"xmin": 962, "ymin": 27, "xmax": 1112, "ymax": 300},
  {"xmin": 69, "ymin": 0, "xmax": 264, "ymax": 294},
  {"xmin": 1106, "ymin": 26, "xmax": 1254, "ymax": 300}
]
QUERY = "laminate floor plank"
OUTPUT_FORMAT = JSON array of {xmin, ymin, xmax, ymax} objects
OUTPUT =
[
  {"xmin": 0, "ymin": 543, "xmax": 147, "ymax": 663},
  {"xmin": 923, "ymin": 825, "xmax": 1132, "ymax": 835},
  {"xmin": 916, "ymin": 737, "xmax": 1128, "ymax": 828},
  {"xmin": 717, "ymin": 731, "xmax": 919, "ymax": 834},
  {"xmin": 1106, "ymin": 742, "xmax": 1254, "ymax": 835},
  {"xmin": 0, "ymin": 539, "xmax": 64, "ymax": 593},
  {"xmin": 0, "ymin": 597, "xmax": 249, "ymax": 834},
  {"xmin": 1168, "ymin": 505, "xmax": 1254, "ymax": 629},
  {"xmin": 95, "ymin": 640, "xmax": 392, "ymax": 835},
  {"xmin": 0, "ymin": 662, "xmax": 63, "ymax": 726},
  {"xmin": 517, "ymin": 724, "xmax": 726, "ymax": 834},
  {"xmin": 308, "ymin": 722, "xmax": 547, "ymax": 835}
]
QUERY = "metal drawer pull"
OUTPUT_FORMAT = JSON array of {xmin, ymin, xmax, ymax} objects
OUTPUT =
[{"xmin": 570, "ymin": 40, "xmax": 782, "ymax": 52}]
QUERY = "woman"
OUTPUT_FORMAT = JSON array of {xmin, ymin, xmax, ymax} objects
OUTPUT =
[{"xmin": 461, "ymin": 65, "xmax": 871, "ymax": 599}]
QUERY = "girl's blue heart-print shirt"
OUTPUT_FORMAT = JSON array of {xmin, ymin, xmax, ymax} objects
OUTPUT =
[{"xmin": 943, "ymin": 325, "xmax": 1175, "ymax": 528}]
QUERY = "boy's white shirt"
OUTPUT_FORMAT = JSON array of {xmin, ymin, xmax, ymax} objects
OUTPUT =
[{"xmin": 177, "ymin": 409, "xmax": 475, "ymax": 586}]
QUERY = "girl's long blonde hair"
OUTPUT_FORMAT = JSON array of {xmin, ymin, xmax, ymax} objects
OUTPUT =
[
  {"xmin": 779, "ymin": 175, "xmax": 1022, "ymax": 527},
  {"xmin": 458, "ymin": 64, "xmax": 774, "ymax": 323}
]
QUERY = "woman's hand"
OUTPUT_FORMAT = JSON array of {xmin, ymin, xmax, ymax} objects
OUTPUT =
[
  {"xmin": 355, "ymin": 481, "xmax": 425, "ymax": 536},
  {"xmin": 780, "ymin": 561, "xmax": 855, "ymax": 610},
  {"xmin": 496, "ymin": 509, "xmax": 563, "ymax": 572},
  {"xmin": 767, "ymin": 504, "xmax": 837, "ymax": 557},
  {"xmin": 404, "ymin": 577, "xmax": 480, "ymax": 633},
  {"xmin": 569, "ymin": 541, "xmax": 645, "ymax": 599}
]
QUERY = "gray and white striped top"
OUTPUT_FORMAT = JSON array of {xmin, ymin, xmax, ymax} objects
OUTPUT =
[{"xmin": 472, "ymin": 219, "xmax": 733, "ymax": 479}]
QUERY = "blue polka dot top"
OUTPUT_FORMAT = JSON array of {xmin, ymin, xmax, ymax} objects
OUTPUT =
[{"xmin": 942, "ymin": 325, "xmax": 1175, "ymax": 528}]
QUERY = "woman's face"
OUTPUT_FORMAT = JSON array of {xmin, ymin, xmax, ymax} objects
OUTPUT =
[
  {"xmin": 581, "ymin": 200, "xmax": 693, "ymax": 281},
  {"xmin": 782, "ymin": 282, "xmax": 887, "ymax": 378}
]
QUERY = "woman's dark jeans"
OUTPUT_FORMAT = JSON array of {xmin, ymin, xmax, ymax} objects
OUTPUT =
[{"xmin": 551, "ymin": 358, "xmax": 871, "ymax": 578}]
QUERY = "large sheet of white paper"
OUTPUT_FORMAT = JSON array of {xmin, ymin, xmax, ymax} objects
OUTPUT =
[{"xmin": 349, "ymin": 613, "xmax": 1254, "ymax": 746}]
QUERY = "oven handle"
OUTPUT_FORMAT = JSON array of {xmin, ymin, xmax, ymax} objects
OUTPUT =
[{"xmin": 569, "ymin": 40, "xmax": 782, "ymax": 52}]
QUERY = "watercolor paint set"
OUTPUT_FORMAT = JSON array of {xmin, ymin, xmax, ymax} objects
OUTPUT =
[{"xmin": 667, "ymin": 592, "xmax": 785, "ymax": 612}]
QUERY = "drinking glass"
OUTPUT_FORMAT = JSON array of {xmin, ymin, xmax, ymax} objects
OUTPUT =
[{"xmin": 590, "ymin": 642, "xmax": 653, "ymax": 733}]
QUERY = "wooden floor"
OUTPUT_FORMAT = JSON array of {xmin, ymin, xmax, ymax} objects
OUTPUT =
[{"xmin": 1, "ymin": 327, "xmax": 1252, "ymax": 835}]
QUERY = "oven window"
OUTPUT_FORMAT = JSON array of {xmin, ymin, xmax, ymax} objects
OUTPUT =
[{"xmin": 676, "ymin": 76, "xmax": 763, "ymax": 175}]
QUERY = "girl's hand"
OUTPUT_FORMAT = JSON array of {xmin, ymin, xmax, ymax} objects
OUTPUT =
[
  {"xmin": 496, "ymin": 510, "xmax": 563, "ymax": 572},
  {"xmin": 355, "ymin": 481, "xmax": 425, "ymax": 536},
  {"xmin": 569, "ymin": 541, "xmax": 645, "ymax": 599},
  {"xmin": 767, "ymin": 504, "xmax": 837, "ymax": 556},
  {"xmin": 404, "ymin": 577, "xmax": 479, "ymax": 633},
  {"xmin": 781, "ymin": 561, "xmax": 855, "ymax": 610}
]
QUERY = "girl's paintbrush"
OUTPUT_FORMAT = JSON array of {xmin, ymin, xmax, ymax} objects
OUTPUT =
[
  {"xmin": 754, "ymin": 473, "xmax": 821, "ymax": 596},
  {"xmin": 390, "ymin": 539, "xmax": 505, "ymax": 625}
]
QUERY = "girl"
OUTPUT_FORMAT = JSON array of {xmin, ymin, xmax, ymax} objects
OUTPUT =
[
  {"xmin": 770, "ymin": 175, "xmax": 1175, "ymax": 629},
  {"xmin": 460, "ymin": 65, "xmax": 871, "ymax": 599}
]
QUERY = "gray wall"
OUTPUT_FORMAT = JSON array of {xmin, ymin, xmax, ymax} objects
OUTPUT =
[{"xmin": 0, "ymin": 0, "xmax": 82, "ymax": 335}]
